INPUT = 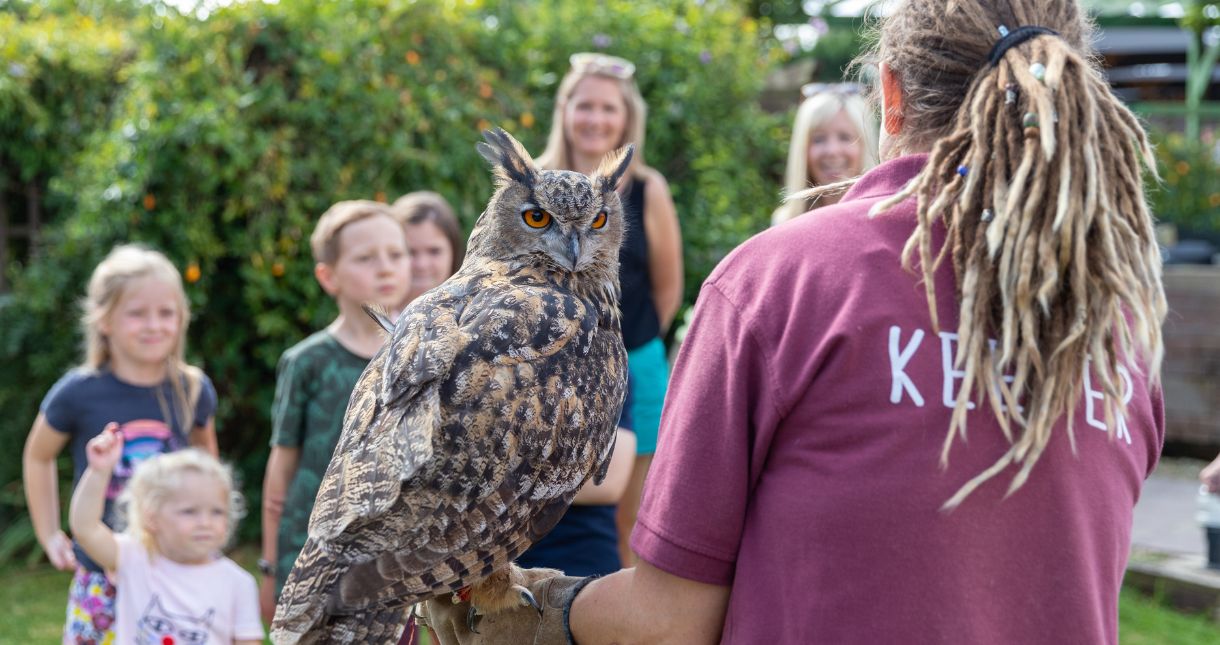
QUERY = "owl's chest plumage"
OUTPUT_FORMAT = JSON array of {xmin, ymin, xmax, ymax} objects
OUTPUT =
[{"xmin": 418, "ymin": 262, "xmax": 626, "ymax": 497}]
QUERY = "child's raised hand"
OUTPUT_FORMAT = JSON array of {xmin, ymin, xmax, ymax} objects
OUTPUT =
[{"xmin": 85, "ymin": 423, "xmax": 124, "ymax": 473}]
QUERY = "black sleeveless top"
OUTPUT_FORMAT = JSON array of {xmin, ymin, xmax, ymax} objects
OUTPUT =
[{"xmin": 618, "ymin": 177, "xmax": 660, "ymax": 350}]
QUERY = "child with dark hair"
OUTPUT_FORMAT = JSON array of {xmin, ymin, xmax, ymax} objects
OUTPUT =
[{"xmin": 391, "ymin": 191, "xmax": 465, "ymax": 304}]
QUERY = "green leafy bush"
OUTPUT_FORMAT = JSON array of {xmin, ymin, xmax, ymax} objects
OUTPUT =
[
  {"xmin": 0, "ymin": 0, "xmax": 787, "ymax": 558},
  {"xmin": 0, "ymin": 6, "xmax": 134, "ymax": 286},
  {"xmin": 1147, "ymin": 128, "xmax": 1220, "ymax": 237}
]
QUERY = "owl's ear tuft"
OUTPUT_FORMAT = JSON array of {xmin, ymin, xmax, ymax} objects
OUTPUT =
[
  {"xmin": 476, "ymin": 128, "xmax": 538, "ymax": 189},
  {"xmin": 593, "ymin": 144, "xmax": 634, "ymax": 192}
]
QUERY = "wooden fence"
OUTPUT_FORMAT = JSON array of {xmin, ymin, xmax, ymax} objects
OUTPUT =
[{"xmin": 1163, "ymin": 265, "xmax": 1220, "ymax": 447}]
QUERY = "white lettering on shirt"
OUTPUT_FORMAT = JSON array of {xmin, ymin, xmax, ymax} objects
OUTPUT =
[
  {"xmin": 939, "ymin": 332, "xmax": 976, "ymax": 411},
  {"xmin": 887, "ymin": 324, "xmax": 1136, "ymax": 446},
  {"xmin": 1084, "ymin": 362, "xmax": 1135, "ymax": 444},
  {"xmin": 888, "ymin": 325, "xmax": 925, "ymax": 406}
]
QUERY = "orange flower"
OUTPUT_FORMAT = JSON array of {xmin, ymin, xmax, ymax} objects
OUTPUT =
[
  {"xmin": 405, "ymin": 50, "xmax": 421, "ymax": 66},
  {"xmin": 1210, "ymin": 193, "xmax": 1220, "ymax": 208},
  {"xmin": 521, "ymin": 112, "xmax": 535, "ymax": 128},
  {"xmin": 272, "ymin": 262, "xmax": 285, "ymax": 277},
  {"xmin": 375, "ymin": 191, "xmax": 387, "ymax": 203},
  {"xmin": 184, "ymin": 263, "xmax": 201, "ymax": 283},
  {"xmin": 143, "ymin": 194, "xmax": 156, "ymax": 211},
  {"xmin": 1175, "ymin": 160, "xmax": 1190, "ymax": 175},
  {"xmin": 476, "ymin": 118, "xmax": 491, "ymax": 132},
  {"xmin": 478, "ymin": 82, "xmax": 493, "ymax": 99}
]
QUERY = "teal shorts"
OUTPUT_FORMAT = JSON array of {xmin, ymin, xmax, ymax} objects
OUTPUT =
[{"xmin": 627, "ymin": 337, "xmax": 671, "ymax": 455}]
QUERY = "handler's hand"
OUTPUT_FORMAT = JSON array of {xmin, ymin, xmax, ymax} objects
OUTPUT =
[{"xmin": 420, "ymin": 569, "xmax": 593, "ymax": 645}]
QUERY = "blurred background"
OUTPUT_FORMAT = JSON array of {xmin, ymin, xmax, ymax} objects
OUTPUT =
[{"xmin": 1, "ymin": 0, "xmax": 1218, "ymax": 640}]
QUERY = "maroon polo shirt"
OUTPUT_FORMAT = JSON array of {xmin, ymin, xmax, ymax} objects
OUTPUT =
[{"xmin": 631, "ymin": 154, "xmax": 1164, "ymax": 644}]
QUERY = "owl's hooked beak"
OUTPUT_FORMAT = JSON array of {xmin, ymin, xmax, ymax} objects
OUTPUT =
[{"xmin": 563, "ymin": 233, "xmax": 581, "ymax": 271}]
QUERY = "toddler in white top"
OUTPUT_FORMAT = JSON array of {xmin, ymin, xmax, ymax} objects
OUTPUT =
[{"xmin": 70, "ymin": 425, "xmax": 263, "ymax": 644}]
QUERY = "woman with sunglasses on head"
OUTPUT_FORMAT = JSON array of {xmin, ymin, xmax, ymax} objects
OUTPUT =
[
  {"xmin": 534, "ymin": 52, "xmax": 684, "ymax": 572},
  {"xmin": 772, "ymin": 82, "xmax": 878, "ymax": 225},
  {"xmin": 423, "ymin": 2, "xmax": 1165, "ymax": 643}
]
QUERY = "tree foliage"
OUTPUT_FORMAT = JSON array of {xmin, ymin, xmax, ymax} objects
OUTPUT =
[{"xmin": 0, "ymin": 0, "xmax": 787, "ymax": 555}]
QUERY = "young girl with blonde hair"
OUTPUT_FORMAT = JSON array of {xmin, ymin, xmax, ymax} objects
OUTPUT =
[
  {"xmin": 423, "ymin": 1, "xmax": 1167, "ymax": 643},
  {"xmin": 70, "ymin": 433, "xmax": 261, "ymax": 644},
  {"xmin": 22, "ymin": 244, "xmax": 219, "ymax": 644}
]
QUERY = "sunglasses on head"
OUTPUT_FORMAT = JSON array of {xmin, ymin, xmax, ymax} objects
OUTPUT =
[
  {"xmin": 801, "ymin": 82, "xmax": 865, "ymax": 98},
  {"xmin": 570, "ymin": 52, "xmax": 636, "ymax": 80}
]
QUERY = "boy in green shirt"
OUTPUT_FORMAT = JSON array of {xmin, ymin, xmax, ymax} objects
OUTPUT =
[{"xmin": 259, "ymin": 200, "xmax": 412, "ymax": 622}]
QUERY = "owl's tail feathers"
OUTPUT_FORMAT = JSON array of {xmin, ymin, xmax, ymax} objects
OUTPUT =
[
  {"xmin": 269, "ymin": 537, "xmax": 335, "ymax": 643},
  {"xmin": 283, "ymin": 607, "xmax": 410, "ymax": 645},
  {"xmin": 270, "ymin": 538, "xmax": 411, "ymax": 644}
]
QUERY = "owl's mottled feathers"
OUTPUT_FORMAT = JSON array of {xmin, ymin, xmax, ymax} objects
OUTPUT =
[{"xmin": 270, "ymin": 130, "xmax": 632, "ymax": 644}]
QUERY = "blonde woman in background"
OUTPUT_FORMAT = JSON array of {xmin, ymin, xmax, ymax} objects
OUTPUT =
[
  {"xmin": 535, "ymin": 52, "xmax": 683, "ymax": 570},
  {"xmin": 771, "ymin": 83, "xmax": 878, "ymax": 225}
]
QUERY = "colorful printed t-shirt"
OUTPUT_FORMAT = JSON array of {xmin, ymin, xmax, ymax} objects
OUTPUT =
[
  {"xmin": 113, "ymin": 534, "xmax": 263, "ymax": 644},
  {"xmin": 270, "ymin": 330, "xmax": 369, "ymax": 592},
  {"xmin": 631, "ymin": 154, "xmax": 1165, "ymax": 644},
  {"xmin": 41, "ymin": 367, "xmax": 217, "ymax": 573}
]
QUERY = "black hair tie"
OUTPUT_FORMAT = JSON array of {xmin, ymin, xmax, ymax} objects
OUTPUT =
[{"xmin": 988, "ymin": 25, "xmax": 1059, "ymax": 66}]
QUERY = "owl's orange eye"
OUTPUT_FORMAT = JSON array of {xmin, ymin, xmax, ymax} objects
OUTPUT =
[
  {"xmin": 591, "ymin": 210, "xmax": 608, "ymax": 230},
  {"xmin": 522, "ymin": 209, "xmax": 552, "ymax": 229}
]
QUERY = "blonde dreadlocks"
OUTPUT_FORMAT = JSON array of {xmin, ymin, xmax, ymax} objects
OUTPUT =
[{"xmin": 855, "ymin": 0, "xmax": 1165, "ymax": 508}]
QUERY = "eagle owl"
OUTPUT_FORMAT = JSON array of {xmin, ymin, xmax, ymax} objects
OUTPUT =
[{"xmin": 270, "ymin": 129, "xmax": 632, "ymax": 644}]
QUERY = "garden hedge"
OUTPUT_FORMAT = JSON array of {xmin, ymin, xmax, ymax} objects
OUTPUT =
[{"xmin": 0, "ymin": 0, "xmax": 789, "ymax": 556}]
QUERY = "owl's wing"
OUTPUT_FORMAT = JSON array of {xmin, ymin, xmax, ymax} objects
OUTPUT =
[
  {"xmin": 307, "ymin": 279, "xmax": 600, "ymax": 545},
  {"xmin": 307, "ymin": 297, "xmax": 464, "ymax": 543}
]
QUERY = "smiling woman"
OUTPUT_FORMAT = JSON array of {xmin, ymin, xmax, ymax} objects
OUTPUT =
[
  {"xmin": 771, "ymin": 83, "xmax": 879, "ymax": 225},
  {"xmin": 534, "ymin": 51, "xmax": 684, "ymax": 573}
]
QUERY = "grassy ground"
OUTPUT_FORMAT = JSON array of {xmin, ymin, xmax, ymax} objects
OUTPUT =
[
  {"xmin": 1118, "ymin": 586, "xmax": 1220, "ymax": 645},
  {"xmin": 1, "ymin": 554, "xmax": 1215, "ymax": 643}
]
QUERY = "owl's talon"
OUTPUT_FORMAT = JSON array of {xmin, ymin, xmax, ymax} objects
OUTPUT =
[
  {"xmin": 467, "ymin": 606, "xmax": 481, "ymax": 634},
  {"xmin": 517, "ymin": 585, "xmax": 541, "ymax": 614}
]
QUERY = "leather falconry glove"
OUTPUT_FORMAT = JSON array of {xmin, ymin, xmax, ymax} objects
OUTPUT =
[{"xmin": 419, "ymin": 569, "xmax": 595, "ymax": 645}]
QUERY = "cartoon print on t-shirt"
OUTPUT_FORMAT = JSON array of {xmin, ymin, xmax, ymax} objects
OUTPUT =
[
  {"xmin": 107, "ymin": 419, "xmax": 183, "ymax": 501},
  {"xmin": 136, "ymin": 595, "xmax": 214, "ymax": 644}
]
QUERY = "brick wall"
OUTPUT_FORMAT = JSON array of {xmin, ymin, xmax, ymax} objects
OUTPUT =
[{"xmin": 1163, "ymin": 266, "xmax": 1220, "ymax": 447}]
